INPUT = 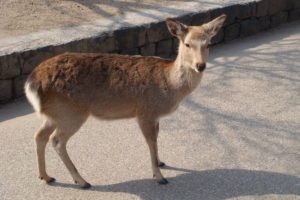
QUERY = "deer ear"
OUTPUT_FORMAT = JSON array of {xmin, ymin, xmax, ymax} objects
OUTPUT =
[
  {"xmin": 204, "ymin": 14, "xmax": 227, "ymax": 39},
  {"xmin": 166, "ymin": 18, "xmax": 188, "ymax": 41}
]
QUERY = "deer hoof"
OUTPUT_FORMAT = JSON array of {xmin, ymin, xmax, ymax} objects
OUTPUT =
[
  {"xmin": 158, "ymin": 178, "xmax": 168, "ymax": 185},
  {"xmin": 158, "ymin": 162, "xmax": 166, "ymax": 167},
  {"xmin": 81, "ymin": 182, "xmax": 92, "ymax": 189},
  {"xmin": 46, "ymin": 177, "xmax": 56, "ymax": 184}
]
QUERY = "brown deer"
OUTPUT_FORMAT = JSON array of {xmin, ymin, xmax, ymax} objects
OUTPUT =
[{"xmin": 25, "ymin": 14, "xmax": 226, "ymax": 188}]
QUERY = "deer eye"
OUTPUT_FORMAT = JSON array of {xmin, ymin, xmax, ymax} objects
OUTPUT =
[{"xmin": 185, "ymin": 43, "xmax": 190, "ymax": 48}]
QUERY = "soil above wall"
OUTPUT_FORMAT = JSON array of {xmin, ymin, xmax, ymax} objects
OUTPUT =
[{"xmin": 0, "ymin": 0, "xmax": 238, "ymax": 39}]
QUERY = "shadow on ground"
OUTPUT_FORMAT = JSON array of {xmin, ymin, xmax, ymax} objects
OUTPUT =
[
  {"xmin": 0, "ymin": 98, "xmax": 33, "ymax": 122},
  {"xmin": 63, "ymin": 0, "xmax": 219, "ymax": 24},
  {"xmin": 50, "ymin": 166, "xmax": 300, "ymax": 199}
]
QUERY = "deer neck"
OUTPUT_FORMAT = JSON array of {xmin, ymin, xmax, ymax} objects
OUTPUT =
[{"xmin": 168, "ymin": 43, "xmax": 203, "ymax": 96}]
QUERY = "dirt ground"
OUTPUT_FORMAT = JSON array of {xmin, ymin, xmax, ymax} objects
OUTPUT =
[
  {"xmin": 0, "ymin": 0, "xmax": 190, "ymax": 39},
  {"xmin": 0, "ymin": 0, "xmax": 238, "ymax": 40}
]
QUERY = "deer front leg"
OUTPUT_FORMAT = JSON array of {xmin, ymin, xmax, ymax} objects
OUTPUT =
[
  {"xmin": 154, "ymin": 122, "xmax": 166, "ymax": 168},
  {"xmin": 137, "ymin": 117, "xmax": 168, "ymax": 184}
]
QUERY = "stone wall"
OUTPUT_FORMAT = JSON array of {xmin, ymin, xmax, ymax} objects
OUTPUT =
[{"xmin": 0, "ymin": 0, "xmax": 300, "ymax": 103}]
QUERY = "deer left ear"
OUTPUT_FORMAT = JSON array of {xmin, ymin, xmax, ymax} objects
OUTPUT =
[
  {"xmin": 166, "ymin": 18, "xmax": 188, "ymax": 41},
  {"xmin": 204, "ymin": 14, "xmax": 227, "ymax": 39}
]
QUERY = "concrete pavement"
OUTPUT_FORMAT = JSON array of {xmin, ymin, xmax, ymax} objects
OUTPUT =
[{"xmin": 0, "ymin": 21, "xmax": 299, "ymax": 200}]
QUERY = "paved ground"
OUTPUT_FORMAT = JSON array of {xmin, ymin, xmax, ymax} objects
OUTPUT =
[
  {"xmin": 0, "ymin": 22, "xmax": 299, "ymax": 200},
  {"xmin": 0, "ymin": 0, "xmax": 250, "ymax": 39}
]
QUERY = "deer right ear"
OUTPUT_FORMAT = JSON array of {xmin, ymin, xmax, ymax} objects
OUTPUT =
[{"xmin": 166, "ymin": 18, "xmax": 188, "ymax": 41}]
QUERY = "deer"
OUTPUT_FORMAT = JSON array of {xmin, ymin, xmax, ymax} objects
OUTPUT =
[{"xmin": 25, "ymin": 14, "xmax": 226, "ymax": 188}]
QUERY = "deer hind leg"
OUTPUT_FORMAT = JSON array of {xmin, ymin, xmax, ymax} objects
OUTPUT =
[
  {"xmin": 50, "ymin": 114, "xmax": 90, "ymax": 188},
  {"xmin": 35, "ymin": 119, "xmax": 56, "ymax": 183},
  {"xmin": 137, "ymin": 117, "xmax": 168, "ymax": 184}
]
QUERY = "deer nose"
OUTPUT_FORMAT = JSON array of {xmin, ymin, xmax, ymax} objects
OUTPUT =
[{"xmin": 196, "ymin": 63, "xmax": 206, "ymax": 72}]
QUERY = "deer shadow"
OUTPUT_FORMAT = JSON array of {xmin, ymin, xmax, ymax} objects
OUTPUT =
[{"xmin": 51, "ymin": 166, "xmax": 300, "ymax": 200}]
